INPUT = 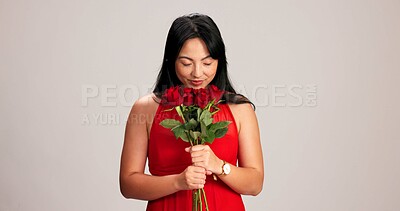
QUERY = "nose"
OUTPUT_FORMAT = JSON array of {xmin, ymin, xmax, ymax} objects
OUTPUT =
[{"xmin": 191, "ymin": 63, "xmax": 203, "ymax": 78}]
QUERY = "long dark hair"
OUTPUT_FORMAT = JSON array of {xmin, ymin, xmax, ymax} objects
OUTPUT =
[{"xmin": 153, "ymin": 13, "xmax": 253, "ymax": 107}]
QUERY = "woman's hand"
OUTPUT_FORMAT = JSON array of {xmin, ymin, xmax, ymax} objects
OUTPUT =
[
  {"xmin": 176, "ymin": 165, "xmax": 208, "ymax": 190},
  {"xmin": 176, "ymin": 145, "xmax": 220, "ymax": 191},
  {"xmin": 185, "ymin": 145, "xmax": 223, "ymax": 175}
]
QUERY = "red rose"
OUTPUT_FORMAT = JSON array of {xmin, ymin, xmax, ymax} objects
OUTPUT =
[
  {"xmin": 183, "ymin": 88, "xmax": 194, "ymax": 106},
  {"xmin": 161, "ymin": 86, "xmax": 183, "ymax": 106},
  {"xmin": 194, "ymin": 88, "xmax": 210, "ymax": 108},
  {"xmin": 208, "ymin": 85, "xmax": 224, "ymax": 102}
]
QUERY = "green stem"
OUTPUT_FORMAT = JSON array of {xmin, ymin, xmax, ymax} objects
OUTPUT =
[
  {"xmin": 198, "ymin": 189, "xmax": 202, "ymax": 211},
  {"xmin": 186, "ymin": 131, "xmax": 194, "ymax": 146},
  {"xmin": 201, "ymin": 188, "xmax": 209, "ymax": 211},
  {"xmin": 193, "ymin": 190, "xmax": 198, "ymax": 211},
  {"xmin": 175, "ymin": 106, "xmax": 186, "ymax": 123}
]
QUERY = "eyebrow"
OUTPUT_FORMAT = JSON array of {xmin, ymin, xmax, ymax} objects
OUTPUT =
[{"xmin": 177, "ymin": 55, "xmax": 212, "ymax": 61}]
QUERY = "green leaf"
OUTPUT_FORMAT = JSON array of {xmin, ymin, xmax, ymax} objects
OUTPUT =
[
  {"xmin": 184, "ymin": 118, "xmax": 198, "ymax": 130},
  {"xmin": 209, "ymin": 121, "xmax": 231, "ymax": 132},
  {"xmin": 200, "ymin": 121, "xmax": 207, "ymax": 137},
  {"xmin": 160, "ymin": 119, "xmax": 182, "ymax": 129},
  {"xmin": 215, "ymin": 127, "xmax": 229, "ymax": 138},
  {"xmin": 171, "ymin": 124, "xmax": 185, "ymax": 139},
  {"xmin": 202, "ymin": 118, "xmax": 213, "ymax": 127},
  {"xmin": 189, "ymin": 130, "xmax": 201, "ymax": 141},
  {"xmin": 203, "ymin": 130, "xmax": 216, "ymax": 144},
  {"xmin": 179, "ymin": 132, "xmax": 190, "ymax": 142},
  {"xmin": 196, "ymin": 108, "xmax": 202, "ymax": 121},
  {"xmin": 200, "ymin": 109, "xmax": 213, "ymax": 127},
  {"xmin": 199, "ymin": 109, "xmax": 211, "ymax": 121},
  {"xmin": 171, "ymin": 125, "xmax": 190, "ymax": 142}
]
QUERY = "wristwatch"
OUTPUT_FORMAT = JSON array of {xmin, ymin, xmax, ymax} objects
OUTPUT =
[{"xmin": 220, "ymin": 160, "xmax": 231, "ymax": 175}]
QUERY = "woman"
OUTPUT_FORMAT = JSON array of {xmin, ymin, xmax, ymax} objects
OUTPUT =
[{"xmin": 120, "ymin": 13, "xmax": 264, "ymax": 210}]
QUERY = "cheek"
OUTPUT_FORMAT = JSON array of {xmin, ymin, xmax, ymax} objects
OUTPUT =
[
  {"xmin": 175, "ymin": 65, "xmax": 193, "ymax": 83},
  {"xmin": 204, "ymin": 63, "xmax": 218, "ymax": 78},
  {"xmin": 175, "ymin": 64, "xmax": 186, "ymax": 78}
]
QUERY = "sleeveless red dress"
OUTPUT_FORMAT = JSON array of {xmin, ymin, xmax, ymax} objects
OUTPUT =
[{"xmin": 147, "ymin": 103, "xmax": 245, "ymax": 211}]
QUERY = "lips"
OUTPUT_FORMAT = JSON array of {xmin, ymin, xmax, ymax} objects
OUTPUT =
[{"xmin": 190, "ymin": 80, "xmax": 204, "ymax": 86}]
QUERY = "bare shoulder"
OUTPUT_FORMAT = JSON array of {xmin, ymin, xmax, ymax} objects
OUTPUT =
[
  {"xmin": 228, "ymin": 103, "xmax": 256, "ymax": 119},
  {"xmin": 132, "ymin": 93, "xmax": 159, "ymax": 111},
  {"xmin": 127, "ymin": 94, "xmax": 159, "ymax": 128},
  {"xmin": 227, "ymin": 103, "xmax": 257, "ymax": 133}
]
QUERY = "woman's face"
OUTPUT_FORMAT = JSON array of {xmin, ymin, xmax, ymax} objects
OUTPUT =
[{"xmin": 175, "ymin": 38, "xmax": 218, "ymax": 89}]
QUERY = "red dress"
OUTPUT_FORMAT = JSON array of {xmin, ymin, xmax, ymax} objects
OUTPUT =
[{"xmin": 147, "ymin": 103, "xmax": 245, "ymax": 211}]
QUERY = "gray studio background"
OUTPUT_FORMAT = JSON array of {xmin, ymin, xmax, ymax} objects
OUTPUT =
[{"xmin": 1, "ymin": 0, "xmax": 399, "ymax": 210}]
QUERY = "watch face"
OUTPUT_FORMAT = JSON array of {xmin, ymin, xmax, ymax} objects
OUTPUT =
[{"xmin": 223, "ymin": 163, "xmax": 231, "ymax": 175}]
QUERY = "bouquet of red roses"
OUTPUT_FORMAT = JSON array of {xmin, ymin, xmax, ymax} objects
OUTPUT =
[{"xmin": 160, "ymin": 85, "xmax": 231, "ymax": 211}]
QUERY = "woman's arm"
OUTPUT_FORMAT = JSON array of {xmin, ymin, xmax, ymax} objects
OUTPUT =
[
  {"xmin": 188, "ymin": 103, "xmax": 264, "ymax": 195},
  {"xmin": 119, "ymin": 95, "xmax": 208, "ymax": 200}
]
